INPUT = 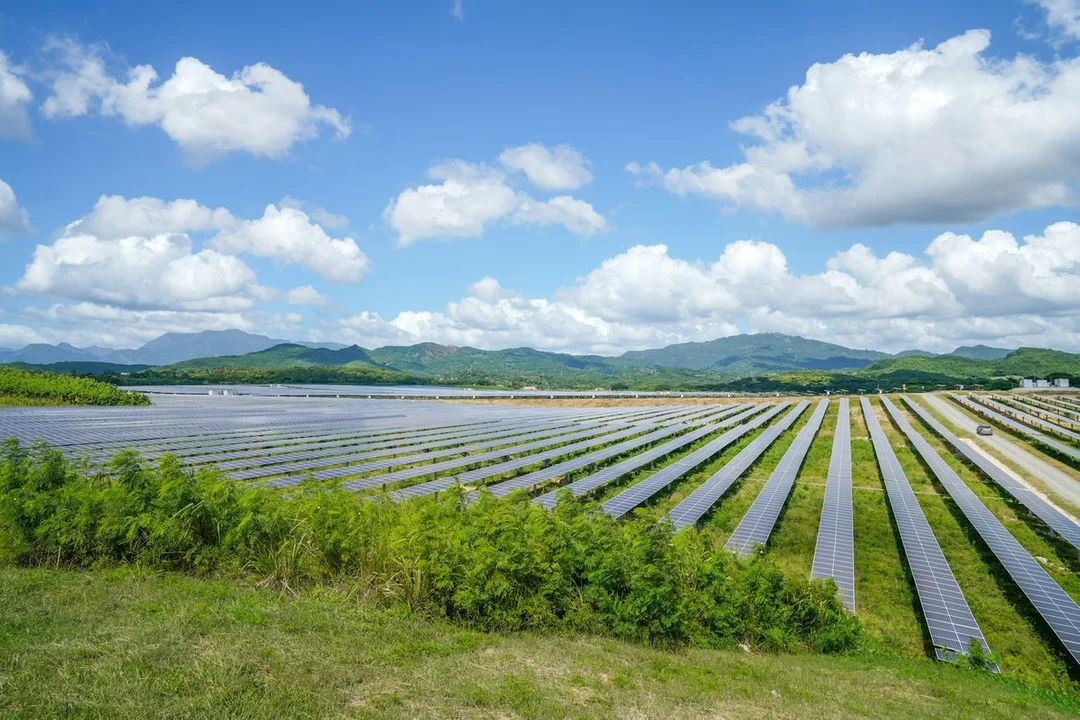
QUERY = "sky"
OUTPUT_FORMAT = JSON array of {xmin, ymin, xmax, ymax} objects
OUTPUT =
[{"xmin": 0, "ymin": 0, "xmax": 1078, "ymax": 355}]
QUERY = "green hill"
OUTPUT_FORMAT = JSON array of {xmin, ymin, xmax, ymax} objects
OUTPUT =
[
  {"xmin": 170, "ymin": 343, "xmax": 380, "ymax": 370},
  {"xmin": 619, "ymin": 333, "xmax": 887, "ymax": 372},
  {"xmin": 123, "ymin": 338, "xmax": 1080, "ymax": 394},
  {"xmin": 948, "ymin": 344, "xmax": 1015, "ymax": 360}
]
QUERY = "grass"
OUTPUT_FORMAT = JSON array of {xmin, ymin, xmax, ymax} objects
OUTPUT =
[{"xmin": 3, "ymin": 566, "xmax": 1080, "ymax": 719}]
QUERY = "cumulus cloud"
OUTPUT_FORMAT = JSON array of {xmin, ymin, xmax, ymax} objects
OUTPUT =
[
  {"xmin": 0, "ymin": 177, "xmax": 30, "ymax": 233},
  {"xmin": 284, "ymin": 285, "xmax": 329, "ymax": 306},
  {"xmin": 385, "ymin": 150, "xmax": 606, "ymax": 245},
  {"xmin": 328, "ymin": 221, "xmax": 1080, "ymax": 354},
  {"xmin": 41, "ymin": 37, "xmax": 350, "ymax": 163},
  {"xmin": 69, "ymin": 195, "xmax": 236, "ymax": 239},
  {"xmin": 630, "ymin": 29, "xmax": 1080, "ymax": 228},
  {"xmin": 56, "ymin": 195, "xmax": 368, "ymax": 284},
  {"xmin": 210, "ymin": 204, "xmax": 370, "ymax": 283},
  {"xmin": 0, "ymin": 50, "xmax": 32, "ymax": 140},
  {"xmin": 498, "ymin": 143, "xmax": 593, "ymax": 190},
  {"xmin": 15, "ymin": 233, "xmax": 262, "ymax": 312}
]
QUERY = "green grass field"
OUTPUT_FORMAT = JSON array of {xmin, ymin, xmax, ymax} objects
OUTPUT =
[{"xmin": 3, "ymin": 567, "xmax": 1080, "ymax": 719}]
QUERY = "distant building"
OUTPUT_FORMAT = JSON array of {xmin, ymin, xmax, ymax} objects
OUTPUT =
[
  {"xmin": 1053, "ymin": 378, "xmax": 1071, "ymax": 388},
  {"xmin": 522, "ymin": 385, "xmax": 538, "ymax": 391},
  {"xmin": 1037, "ymin": 379, "xmax": 1050, "ymax": 388},
  {"xmin": 1019, "ymin": 378, "xmax": 1036, "ymax": 389}
]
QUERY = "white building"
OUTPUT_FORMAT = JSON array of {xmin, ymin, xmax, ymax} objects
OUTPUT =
[
  {"xmin": 1019, "ymin": 378, "xmax": 1035, "ymax": 389},
  {"xmin": 1053, "ymin": 378, "xmax": 1071, "ymax": 388}
]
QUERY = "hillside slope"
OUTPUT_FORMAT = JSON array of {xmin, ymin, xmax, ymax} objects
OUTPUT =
[{"xmin": 619, "ymin": 333, "xmax": 888, "ymax": 372}]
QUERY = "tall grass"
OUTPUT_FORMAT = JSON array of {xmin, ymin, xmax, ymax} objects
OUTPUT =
[{"xmin": 0, "ymin": 439, "xmax": 859, "ymax": 654}]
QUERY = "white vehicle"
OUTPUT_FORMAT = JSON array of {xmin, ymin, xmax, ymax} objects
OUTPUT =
[{"xmin": 976, "ymin": 425, "xmax": 993, "ymax": 436}]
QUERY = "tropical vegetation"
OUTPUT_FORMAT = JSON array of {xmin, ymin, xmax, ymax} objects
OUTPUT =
[{"xmin": 0, "ymin": 366, "xmax": 148, "ymax": 406}]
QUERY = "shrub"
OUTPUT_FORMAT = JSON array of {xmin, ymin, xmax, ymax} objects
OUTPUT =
[
  {"xmin": 0, "ymin": 367, "xmax": 148, "ymax": 406},
  {"xmin": 0, "ymin": 439, "xmax": 860, "ymax": 653}
]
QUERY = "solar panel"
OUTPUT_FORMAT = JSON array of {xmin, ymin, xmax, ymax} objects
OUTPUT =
[
  {"xmin": 810, "ymin": 397, "xmax": 855, "ymax": 612},
  {"xmin": 354, "ymin": 406, "xmax": 724, "ymax": 496},
  {"xmin": 862, "ymin": 397, "xmax": 992, "ymax": 663},
  {"xmin": 902, "ymin": 396, "xmax": 1080, "ymax": 553},
  {"xmin": 248, "ymin": 408, "xmax": 662, "ymax": 484},
  {"xmin": 884, "ymin": 397, "xmax": 1080, "ymax": 666},
  {"xmin": 726, "ymin": 398, "xmax": 828, "ymax": 558},
  {"xmin": 1050, "ymin": 396, "xmax": 1080, "ymax": 413},
  {"xmin": 622, "ymin": 402, "xmax": 802, "ymax": 523},
  {"xmin": 993, "ymin": 395, "xmax": 1079, "ymax": 430},
  {"xmin": 952, "ymin": 395, "xmax": 1080, "ymax": 463},
  {"xmin": 1017, "ymin": 396, "xmax": 1080, "ymax": 421},
  {"xmin": 233, "ymin": 416, "xmax": 606, "ymax": 481},
  {"xmin": 524, "ymin": 406, "xmax": 760, "ymax": 506},
  {"xmin": 395, "ymin": 405, "xmax": 748, "ymax": 501},
  {"xmin": 978, "ymin": 396, "xmax": 1080, "ymax": 442}
]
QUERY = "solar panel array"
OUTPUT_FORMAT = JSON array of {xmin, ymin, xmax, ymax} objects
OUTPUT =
[
  {"xmin": 1051, "ymin": 396, "xmax": 1080, "ymax": 413},
  {"xmin": 902, "ymin": 396, "xmax": 1080, "ymax": 553},
  {"xmin": 992, "ymin": 395, "xmax": 1080, "ymax": 430},
  {"xmin": 389, "ymin": 405, "xmax": 737, "ymax": 501},
  {"xmin": 12, "ymin": 388, "xmax": 1080, "ymax": 670},
  {"xmin": 601, "ymin": 403, "xmax": 797, "ymax": 520},
  {"xmin": 883, "ymin": 397, "xmax": 1080, "ymax": 665},
  {"xmin": 662, "ymin": 402, "xmax": 808, "ymax": 528},
  {"xmin": 810, "ymin": 397, "xmax": 855, "ymax": 612},
  {"xmin": 862, "ymin": 397, "xmax": 992, "ymax": 663},
  {"xmin": 527, "ymin": 404, "xmax": 762, "ymax": 508},
  {"xmin": 976, "ymin": 396, "xmax": 1080, "ymax": 443},
  {"xmin": 726, "ymin": 398, "xmax": 829, "ymax": 557},
  {"xmin": 1017, "ymin": 396, "xmax": 1080, "ymax": 422},
  {"xmin": 952, "ymin": 395, "xmax": 1080, "ymax": 463}
]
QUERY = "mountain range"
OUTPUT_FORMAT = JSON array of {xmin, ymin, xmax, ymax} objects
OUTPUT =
[
  {"xmin": 0, "ymin": 330, "xmax": 346, "ymax": 367},
  {"xmin": 160, "ymin": 333, "xmax": 899, "ymax": 378},
  {"xmin": 8, "ymin": 329, "xmax": 1076, "ymax": 392}
]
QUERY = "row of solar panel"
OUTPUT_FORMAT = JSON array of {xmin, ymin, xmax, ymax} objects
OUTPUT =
[{"xmin": 953, "ymin": 395, "xmax": 1080, "ymax": 462}]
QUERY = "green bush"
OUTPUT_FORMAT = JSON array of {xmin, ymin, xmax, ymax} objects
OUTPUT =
[
  {"xmin": 0, "ymin": 439, "xmax": 860, "ymax": 653},
  {"xmin": 0, "ymin": 366, "xmax": 148, "ymax": 406}
]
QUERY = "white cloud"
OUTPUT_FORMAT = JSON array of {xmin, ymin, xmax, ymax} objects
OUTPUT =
[
  {"xmin": 284, "ymin": 285, "xmax": 329, "ymax": 306},
  {"xmin": 0, "ymin": 177, "xmax": 30, "ymax": 233},
  {"xmin": 0, "ymin": 323, "xmax": 46, "ymax": 348},
  {"xmin": 328, "ymin": 220, "xmax": 1080, "ymax": 355},
  {"xmin": 630, "ymin": 29, "xmax": 1080, "ymax": 228},
  {"xmin": 385, "ymin": 155, "xmax": 606, "ymax": 245},
  {"xmin": 513, "ymin": 196, "xmax": 607, "ymax": 237},
  {"xmin": 498, "ymin": 143, "xmax": 593, "ymax": 190},
  {"xmin": 280, "ymin": 196, "xmax": 350, "ymax": 229},
  {"xmin": 451, "ymin": 0, "xmax": 464, "ymax": 21},
  {"xmin": 1027, "ymin": 0, "xmax": 1080, "ymax": 41},
  {"xmin": 210, "ymin": 204, "xmax": 370, "ymax": 283},
  {"xmin": 0, "ymin": 50, "xmax": 32, "ymax": 140},
  {"xmin": 42, "ymin": 37, "xmax": 350, "ymax": 164},
  {"xmin": 69, "ymin": 195, "xmax": 236, "ymax": 239},
  {"xmin": 15, "ymin": 232, "xmax": 263, "ymax": 312}
]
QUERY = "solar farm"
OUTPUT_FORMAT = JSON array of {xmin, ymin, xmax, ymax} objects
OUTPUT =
[{"xmin": 4, "ymin": 387, "xmax": 1080, "ymax": 686}]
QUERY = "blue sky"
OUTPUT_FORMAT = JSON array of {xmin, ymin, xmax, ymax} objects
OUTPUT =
[{"xmin": 0, "ymin": 0, "xmax": 1078, "ymax": 354}]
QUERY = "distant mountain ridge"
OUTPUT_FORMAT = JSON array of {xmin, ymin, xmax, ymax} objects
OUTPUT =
[
  {"xmin": 161, "ymin": 332, "xmax": 985, "ymax": 383},
  {"xmin": 0, "ymin": 330, "xmax": 346, "ymax": 367},
  {"xmin": 0, "ymin": 330, "xmax": 1045, "ymax": 385}
]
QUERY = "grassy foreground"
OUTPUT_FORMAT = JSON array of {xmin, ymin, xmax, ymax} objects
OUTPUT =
[{"xmin": 2, "ymin": 567, "xmax": 1078, "ymax": 720}]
